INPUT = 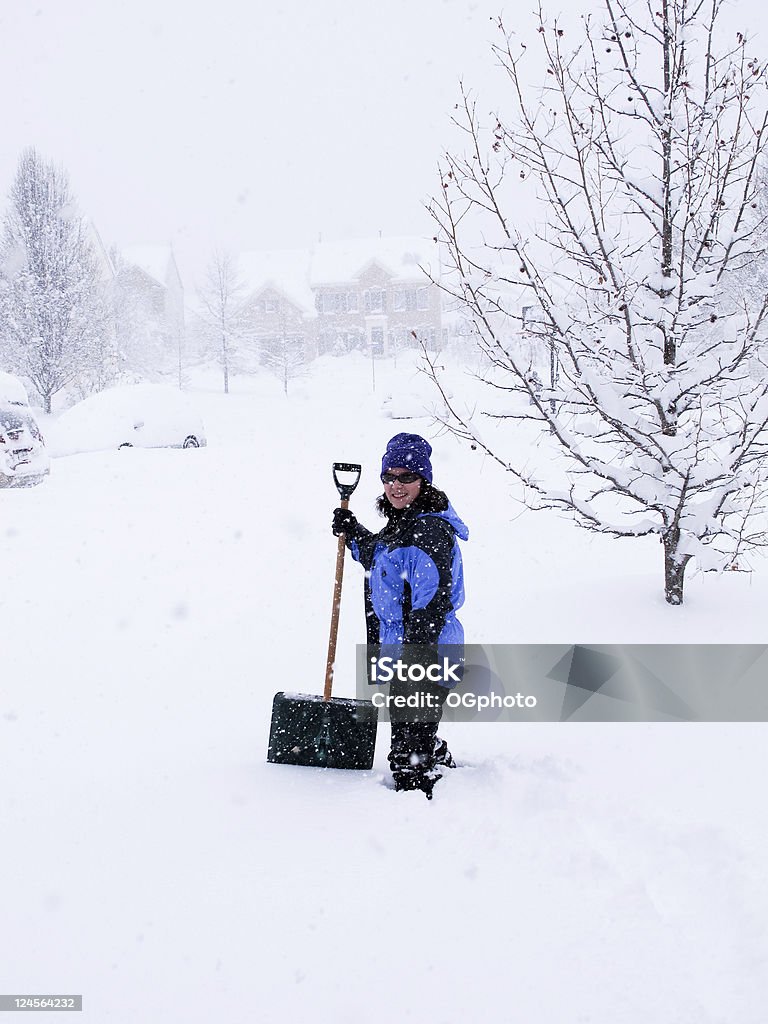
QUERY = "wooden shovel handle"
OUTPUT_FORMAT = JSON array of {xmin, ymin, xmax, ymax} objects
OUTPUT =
[{"xmin": 324, "ymin": 497, "xmax": 349, "ymax": 700}]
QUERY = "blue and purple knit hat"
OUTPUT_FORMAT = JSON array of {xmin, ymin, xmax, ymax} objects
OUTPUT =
[{"xmin": 381, "ymin": 433, "xmax": 433, "ymax": 484}]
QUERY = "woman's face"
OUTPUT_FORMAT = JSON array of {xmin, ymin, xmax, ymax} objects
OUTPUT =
[{"xmin": 382, "ymin": 467, "xmax": 422, "ymax": 510}]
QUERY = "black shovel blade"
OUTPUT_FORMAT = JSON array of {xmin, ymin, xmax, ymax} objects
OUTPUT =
[{"xmin": 267, "ymin": 692, "xmax": 378, "ymax": 770}]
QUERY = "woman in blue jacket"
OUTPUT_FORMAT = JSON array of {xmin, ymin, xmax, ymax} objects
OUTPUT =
[{"xmin": 332, "ymin": 433, "xmax": 469, "ymax": 798}]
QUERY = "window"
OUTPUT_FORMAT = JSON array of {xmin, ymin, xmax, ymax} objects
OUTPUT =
[
  {"xmin": 417, "ymin": 287, "xmax": 429, "ymax": 311},
  {"xmin": 316, "ymin": 291, "xmax": 358, "ymax": 314},
  {"xmin": 264, "ymin": 296, "xmax": 280, "ymax": 314},
  {"xmin": 393, "ymin": 289, "xmax": 418, "ymax": 312},
  {"xmin": 364, "ymin": 289, "xmax": 385, "ymax": 313}
]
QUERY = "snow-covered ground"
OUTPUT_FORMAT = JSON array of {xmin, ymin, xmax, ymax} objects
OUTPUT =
[{"xmin": 3, "ymin": 353, "xmax": 767, "ymax": 1022}]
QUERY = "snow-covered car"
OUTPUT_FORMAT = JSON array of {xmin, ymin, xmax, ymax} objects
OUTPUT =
[
  {"xmin": 50, "ymin": 383, "xmax": 207, "ymax": 457},
  {"xmin": 0, "ymin": 371, "xmax": 50, "ymax": 488}
]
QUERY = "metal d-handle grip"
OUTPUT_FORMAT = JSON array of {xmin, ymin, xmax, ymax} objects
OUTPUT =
[{"xmin": 333, "ymin": 462, "xmax": 362, "ymax": 500}]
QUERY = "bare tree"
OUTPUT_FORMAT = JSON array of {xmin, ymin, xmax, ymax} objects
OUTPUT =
[
  {"xmin": 426, "ymin": 0, "xmax": 768, "ymax": 604},
  {"xmin": 263, "ymin": 314, "xmax": 306, "ymax": 395},
  {"xmin": 0, "ymin": 148, "xmax": 114, "ymax": 412},
  {"xmin": 195, "ymin": 250, "xmax": 251, "ymax": 394},
  {"xmin": 732, "ymin": 157, "xmax": 768, "ymax": 329}
]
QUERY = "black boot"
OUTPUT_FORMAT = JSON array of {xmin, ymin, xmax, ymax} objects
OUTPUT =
[
  {"xmin": 388, "ymin": 722, "xmax": 442, "ymax": 799},
  {"xmin": 433, "ymin": 736, "xmax": 456, "ymax": 769},
  {"xmin": 390, "ymin": 761, "xmax": 442, "ymax": 799}
]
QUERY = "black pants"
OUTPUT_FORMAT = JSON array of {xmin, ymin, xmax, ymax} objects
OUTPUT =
[{"xmin": 388, "ymin": 680, "xmax": 448, "ymax": 773}]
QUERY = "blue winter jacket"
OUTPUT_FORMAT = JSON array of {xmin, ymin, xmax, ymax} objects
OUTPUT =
[{"xmin": 348, "ymin": 502, "xmax": 469, "ymax": 646}]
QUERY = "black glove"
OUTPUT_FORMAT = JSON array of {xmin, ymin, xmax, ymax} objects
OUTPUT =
[{"xmin": 332, "ymin": 507, "xmax": 359, "ymax": 537}]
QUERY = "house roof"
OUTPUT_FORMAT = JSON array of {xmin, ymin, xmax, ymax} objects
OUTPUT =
[
  {"xmin": 237, "ymin": 248, "xmax": 315, "ymax": 313},
  {"xmin": 120, "ymin": 245, "xmax": 175, "ymax": 286},
  {"xmin": 83, "ymin": 218, "xmax": 116, "ymax": 280},
  {"xmin": 310, "ymin": 235, "xmax": 440, "ymax": 286},
  {"xmin": 231, "ymin": 236, "xmax": 442, "ymax": 315}
]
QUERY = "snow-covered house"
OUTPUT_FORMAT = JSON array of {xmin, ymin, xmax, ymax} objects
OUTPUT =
[
  {"xmin": 114, "ymin": 245, "xmax": 186, "ymax": 374},
  {"xmin": 237, "ymin": 249, "xmax": 315, "ymax": 363},
  {"xmin": 117, "ymin": 245, "xmax": 185, "ymax": 338},
  {"xmin": 234, "ymin": 236, "xmax": 443, "ymax": 360},
  {"xmin": 310, "ymin": 236, "xmax": 442, "ymax": 356}
]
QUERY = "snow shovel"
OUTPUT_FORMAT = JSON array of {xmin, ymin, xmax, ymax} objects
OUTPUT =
[{"xmin": 266, "ymin": 462, "xmax": 379, "ymax": 770}]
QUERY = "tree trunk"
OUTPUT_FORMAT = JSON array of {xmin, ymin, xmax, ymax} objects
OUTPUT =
[{"xmin": 663, "ymin": 529, "xmax": 692, "ymax": 605}]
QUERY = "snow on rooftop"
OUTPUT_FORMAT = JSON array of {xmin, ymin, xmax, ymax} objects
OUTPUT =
[
  {"xmin": 236, "ymin": 236, "xmax": 441, "ymax": 313},
  {"xmin": 187, "ymin": 236, "xmax": 445, "ymax": 316},
  {"xmin": 120, "ymin": 245, "xmax": 174, "ymax": 286},
  {"xmin": 310, "ymin": 235, "xmax": 440, "ymax": 286},
  {"xmin": 82, "ymin": 218, "xmax": 116, "ymax": 280},
  {"xmin": 237, "ymin": 248, "xmax": 315, "ymax": 313}
]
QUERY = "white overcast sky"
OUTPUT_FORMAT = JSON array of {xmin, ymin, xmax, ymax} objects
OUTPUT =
[
  {"xmin": 1, "ymin": 0, "xmax": 766, "ymax": 287},
  {"xmin": 0, "ymin": 0, "xmax": 507, "ymax": 284}
]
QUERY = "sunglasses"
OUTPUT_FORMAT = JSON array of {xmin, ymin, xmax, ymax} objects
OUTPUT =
[{"xmin": 381, "ymin": 471, "xmax": 421, "ymax": 485}]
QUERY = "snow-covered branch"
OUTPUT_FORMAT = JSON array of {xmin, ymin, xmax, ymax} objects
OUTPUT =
[{"xmin": 427, "ymin": 0, "xmax": 768, "ymax": 604}]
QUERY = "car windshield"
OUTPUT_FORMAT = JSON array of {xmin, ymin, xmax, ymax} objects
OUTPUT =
[
  {"xmin": 0, "ymin": 409, "xmax": 38, "ymax": 437},
  {"xmin": 0, "ymin": 410, "xmax": 25, "ymax": 431}
]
